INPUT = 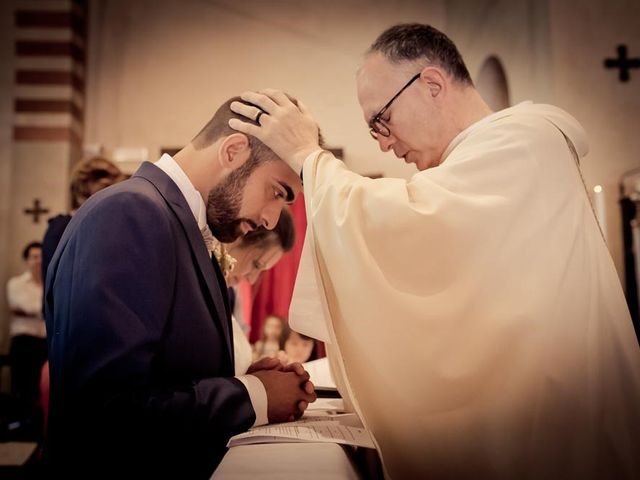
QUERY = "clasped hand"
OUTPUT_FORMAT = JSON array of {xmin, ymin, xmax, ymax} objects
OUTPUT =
[{"xmin": 247, "ymin": 356, "xmax": 317, "ymax": 423}]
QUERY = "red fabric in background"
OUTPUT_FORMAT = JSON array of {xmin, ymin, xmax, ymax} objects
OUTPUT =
[
  {"xmin": 249, "ymin": 195, "xmax": 307, "ymax": 343},
  {"xmin": 237, "ymin": 280, "xmax": 253, "ymax": 332},
  {"xmin": 248, "ymin": 195, "xmax": 326, "ymax": 358}
]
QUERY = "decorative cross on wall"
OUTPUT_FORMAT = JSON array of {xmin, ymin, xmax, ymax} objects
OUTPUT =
[
  {"xmin": 604, "ymin": 45, "xmax": 640, "ymax": 82},
  {"xmin": 23, "ymin": 198, "xmax": 50, "ymax": 223}
]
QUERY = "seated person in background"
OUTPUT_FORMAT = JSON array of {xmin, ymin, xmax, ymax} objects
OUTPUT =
[
  {"xmin": 223, "ymin": 208, "xmax": 296, "ymax": 375},
  {"xmin": 42, "ymin": 156, "xmax": 125, "ymax": 283},
  {"xmin": 278, "ymin": 323, "xmax": 318, "ymax": 365},
  {"xmin": 253, "ymin": 315, "xmax": 285, "ymax": 361},
  {"xmin": 7, "ymin": 241, "xmax": 47, "ymax": 405}
]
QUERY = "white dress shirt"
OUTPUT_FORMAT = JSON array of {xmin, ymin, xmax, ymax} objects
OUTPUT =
[
  {"xmin": 155, "ymin": 154, "xmax": 268, "ymax": 426},
  {"xmin": 7, "ymin": 271, "xmax": 46, "ymax": 338}
]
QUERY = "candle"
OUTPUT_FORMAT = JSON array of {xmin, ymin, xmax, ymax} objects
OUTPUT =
[{"xmin": 593, "ymin": 185, "xmax": 607, "ymax": 243}]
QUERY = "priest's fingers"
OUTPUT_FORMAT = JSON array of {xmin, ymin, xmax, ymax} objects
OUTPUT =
[
  {"xmin": 239, "ymin": 91, "xmax": 279, "ymax": 114},
  {"xmin": 297, "ymin": 99, "xmax": 314, "ymax": 119},
  {"xmin": 231, "ymin": 93, "xmax": 320, "ymax": 171},
  {"xmin": 298, "ymin": 400, "xmax": 309, "ymax": 412},
  {"xmin": 297, "ymin": 100, "xmax": 318, "ymax": 131},
  {"xmin": 229, "ymin": 101, "xmax": 264, "ymax": 124},
  {"xmin": 228, "ymin": 118, "xmax": 261, "ymax": 138},
  {"xmin": 259, "ymin": 88, "xmax": 293, "ymax": 107}
]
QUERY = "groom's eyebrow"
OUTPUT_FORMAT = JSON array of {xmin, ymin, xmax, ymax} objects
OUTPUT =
[{"xmin": 280, "ymin": 182, "xmax": 295, "ymax": 204}]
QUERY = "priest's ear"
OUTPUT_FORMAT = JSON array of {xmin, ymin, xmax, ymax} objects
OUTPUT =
[
  {"xmin": 217, "ymin": 133, "xmax": 251, "ymax": 171},
  {"xmin": 419, "ymin": 66, "xmax": 445, "ymax": 99}
]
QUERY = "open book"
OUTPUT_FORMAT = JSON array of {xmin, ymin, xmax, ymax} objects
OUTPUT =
[
  {"xmin": 227, "ymin": 413, "xmax": 375, "ymax": 449},
  {"xmin": 303, "ymin": 357, "xmax": 339, "ymax": 398}
]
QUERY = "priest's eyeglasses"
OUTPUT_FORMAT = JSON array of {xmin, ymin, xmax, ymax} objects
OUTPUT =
[{"xmin": 369, "ymin": 73, "xmax": 421, "ymax": 139}]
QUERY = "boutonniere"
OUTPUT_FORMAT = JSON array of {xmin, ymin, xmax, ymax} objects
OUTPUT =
[{"xmin": 211, "ymin": 238, "xmax": 237, "ymax": 278}]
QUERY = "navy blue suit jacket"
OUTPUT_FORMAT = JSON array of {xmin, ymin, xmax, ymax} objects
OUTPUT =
[{"xmin": 44, "ymin": 162, "xmax": 255, "ymax": 478}]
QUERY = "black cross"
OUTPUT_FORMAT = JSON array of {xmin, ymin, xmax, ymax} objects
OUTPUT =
[
  {"xmin": 604, "ymin": 45, "xmax": 640, "ymax": 82},
  {"xmin": 23, "ymin": 198, "xmax": 49, "ymax": 223}
]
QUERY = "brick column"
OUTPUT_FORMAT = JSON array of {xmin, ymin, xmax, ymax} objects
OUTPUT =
[{"xmin": 1, "ymin": 0, "xmax": 87, "ymax": 351}]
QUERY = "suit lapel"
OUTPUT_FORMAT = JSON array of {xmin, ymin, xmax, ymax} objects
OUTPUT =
[
  {"xmin": 133, "ymin": 162, "xmax": 233, "ymax": 363},
  {"xmin": 211, "ymin": 256, "xmax": 234, "ymax": 366}
]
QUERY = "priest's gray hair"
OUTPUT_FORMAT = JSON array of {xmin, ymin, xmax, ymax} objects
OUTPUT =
[{"xmin": 368, "ymin": 23, "xmax": 473, "ymax": 85}]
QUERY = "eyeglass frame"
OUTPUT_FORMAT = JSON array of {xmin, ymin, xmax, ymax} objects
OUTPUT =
[{"xmin": 369, "ymin": 72, "xmax": 422, "ymax": 139}]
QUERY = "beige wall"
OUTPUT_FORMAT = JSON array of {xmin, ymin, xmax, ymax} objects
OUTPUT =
[
  {"xmin": 85, "ymin": 0, "xmax": 640, "ymax": 283},
  {"xmin": 548, "ymin": 0, "xmax": 640, "ymax": 279},
  {"xmin": 445, "ymin": 0, "xmax": 639, "ymax": 280},
  {"xmin": 445, "ymin": 0, "xmax": 553, "ymax": 103},
  {"xmin": 85, "ymin": 0, "xmax": 446, "ymax": 180}
]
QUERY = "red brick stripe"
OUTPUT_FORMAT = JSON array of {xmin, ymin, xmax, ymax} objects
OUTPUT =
[
  {"xmin": 15, "ymin": 11, "xmax": 72, "ymax": 28},
  {"xmin": 15, "ymin": 99, "xmax": 83, "ymax": 121},
  {"xmin": 15, "ymin": 70, "xmax": 85, "ymax": 94},
  {"xmin": 15, "ymin": 9, "xmax": 86, "ymax": 37},
  {"xmin": 13, "ymin": 2, "xmax": 87, "ymax": 147},
  {"xmin": 16, "ymin": 41, "xmax": 70, "ymax": 56},
  {"xmin": 16, "ymin": 70, "xmax": 72, "ymax": 84},
  {"xmin": 15, "ymin": 41, "xmax": 85, "ymax": 63},
  {"xmin": 14, "ymin": 126, "xmax": 81, "ymax": 144}
]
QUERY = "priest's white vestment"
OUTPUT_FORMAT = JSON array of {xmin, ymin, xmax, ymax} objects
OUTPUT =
[{"xmin": 291, "ymin": 102, "xmax": 640, "ymax": 479}]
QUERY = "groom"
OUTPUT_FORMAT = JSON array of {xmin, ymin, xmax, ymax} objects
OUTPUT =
[{"xmin": 44, "ymin": 96, "xmax": 316, "ymax": 478}]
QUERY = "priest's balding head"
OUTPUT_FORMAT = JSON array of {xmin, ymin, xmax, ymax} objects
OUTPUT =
[{"xmin": 357, "ymin": 23, "xmax": 492, "ymax": 171}]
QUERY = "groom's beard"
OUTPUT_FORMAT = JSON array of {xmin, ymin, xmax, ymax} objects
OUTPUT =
[{"xmin": 206, "ymin": 161, "xmax": 256, "ymax": 243}]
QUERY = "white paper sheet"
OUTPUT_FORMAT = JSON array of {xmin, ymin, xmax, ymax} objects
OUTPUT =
[{"xmin": 227, "ymin": 413, "xmax": 374, "ymax": 449}]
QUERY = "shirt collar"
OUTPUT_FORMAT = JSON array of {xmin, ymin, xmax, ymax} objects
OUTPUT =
[{"xmin": 154, "ymin": 153, "xmax": 208, "ymax": 230}]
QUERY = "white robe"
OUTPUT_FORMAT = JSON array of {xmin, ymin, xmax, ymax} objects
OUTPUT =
[{"xmin": 290, "ymin": 102, "xmax": 640, "ymax": 479}]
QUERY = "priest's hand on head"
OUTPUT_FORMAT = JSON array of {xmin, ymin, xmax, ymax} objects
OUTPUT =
[
  {"xmin": 251, "ymin": 368, "xmax": 317, "ymax": 423},
  {"xmin": 228, "ymin": 89, "xmax": 320, "ymax": 174}
]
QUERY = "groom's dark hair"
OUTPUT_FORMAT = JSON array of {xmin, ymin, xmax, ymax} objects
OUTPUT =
[
  {"xmin": 191, "ymin": 96, "xmax": 277, "ymax": 166},
  {"xmin": 191, "ymin": 94, "xmax": 324, "ymax": 158}
]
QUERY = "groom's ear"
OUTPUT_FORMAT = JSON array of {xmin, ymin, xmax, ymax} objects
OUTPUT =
[{"xmin": 217, "ymin": 133, "xmax": 251, "ymax": 171}]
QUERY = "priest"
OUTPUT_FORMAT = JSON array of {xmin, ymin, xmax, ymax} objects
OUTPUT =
[{"xmin": 229, "ymin": 23, "xmax": 640, "ymax": 480}]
